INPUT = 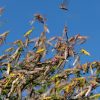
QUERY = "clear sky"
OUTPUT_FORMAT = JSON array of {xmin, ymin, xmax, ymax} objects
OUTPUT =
[{"xmin": 0, "ymin": 0, "xmax": 100, "ymax": 62}]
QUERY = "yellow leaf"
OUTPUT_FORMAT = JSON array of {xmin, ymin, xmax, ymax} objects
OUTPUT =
[{"xmin": 81, "ymin": 49, "xmax": 90, "ymax": 56}]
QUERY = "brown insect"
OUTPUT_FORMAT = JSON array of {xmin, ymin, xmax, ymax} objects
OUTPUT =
[
  {"xmin": 60, "ymin": 0, "xmax": 68, "ymax": 11},
  {"xmin": 62, "ymin": 25, "xmax": 68, "ymax": 41},
  {"xmin": 30, "ymin": 14, "xmax": 46, "ymax": 25},
  {"xmin": 0, "ymin": 7, "xmax": 4, "ymax": 16},
  {"xmin": 0, "ymin": 37, "xmax": 3, "ymax": 45},
  {"xmin": 34, "ymin": 14, "xmax": 46, "ymax": 24}
]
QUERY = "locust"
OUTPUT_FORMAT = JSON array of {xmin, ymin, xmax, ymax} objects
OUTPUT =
[
  {"xmin": 0, "ymin": 7, "xmax": 4, "ymax": 16},
  {"xmin": 10, "ymin": 47, "xmax": 23, "ymax": 63},
  {"xmin": 59, "ymin": 0, "xmax": 68, "ymax": 11},
  {"xmin": 30, "ymin": 13, "xmax": 46, "ymax": 25},
  {"xmin": 5, "ymin": 47, "xmax": 14, "ymax": 53},
  {"xmin": 24, "ymin": 27, "xmax": 34, "ymax": 38},
  {"xmin": 0, "ymin": 31, "xmax": 9, "ymax": 45},
  {"xmin": 0, "ymin": 54, "xmax": 9, "ymax": 61},
  {"xmin": 12, "ymin": 40, "xmax": 24, "ymax": 47}
]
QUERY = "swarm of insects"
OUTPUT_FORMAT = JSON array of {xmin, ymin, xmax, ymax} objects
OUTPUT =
[{"xmin": 0, "ymin": 2, "xmax": 100, "ymax": 100}]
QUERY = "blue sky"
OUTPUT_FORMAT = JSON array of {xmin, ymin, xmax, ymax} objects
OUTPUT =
[{"xmin": 0, "ymin": 0, "xmax": 100, "ymax": 62}]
